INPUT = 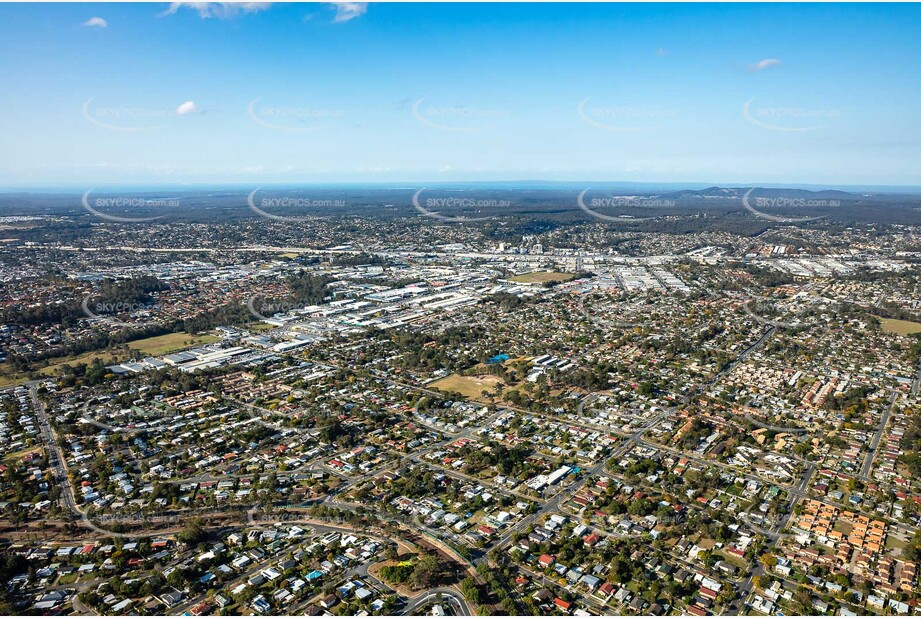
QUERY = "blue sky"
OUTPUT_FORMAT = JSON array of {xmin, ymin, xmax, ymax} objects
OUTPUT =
[{"xmin": 0, "ymin": 2, "xmax": 919, "ymax": 187}]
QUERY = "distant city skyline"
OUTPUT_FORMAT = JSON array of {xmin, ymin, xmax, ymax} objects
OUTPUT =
[{"xmin": 1, "ymin": 2, "xmax": 919, "ymax": 187}]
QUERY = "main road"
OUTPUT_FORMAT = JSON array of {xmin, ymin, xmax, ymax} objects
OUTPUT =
[
  {"xmin": 402, "ymin": 588, "xmax": 470, "ymax": 616},
  {"xmin": 30, "ymin": 383, "xmax": 179, "ymax": 538},
  {"xmin": 31, "ymin": 384, "xmax": 81, "ymax": 517},
  {"xmin": 914, "ymin": 358, "xmax": 921, "ymax": 396},
  {"xmin": 859, "ymin": 389, "xmax": 899, "ymax": 479}
]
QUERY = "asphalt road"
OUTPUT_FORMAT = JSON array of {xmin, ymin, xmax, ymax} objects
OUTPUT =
[
  {"xmin": 859, "ymin": 389, "xmax": 898, "ymax": 479},
  {"xmin": 31, "ymin": 385, "xmax": 82, "ymax": 518},
  {"xmin": 914, "ymin": 359, "xmax": 921, "ymax": 396},
  {"xmin": 402, "ymin": 588, "xmax": 470, "ymax": 616}
]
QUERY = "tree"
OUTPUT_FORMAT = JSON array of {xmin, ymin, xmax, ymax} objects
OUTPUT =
[
  {"xmin": 410, "ymin": 554, "xmax": 445, "ymax": 589},
  {"xmin": 461, "ymin": 577, "xmax": 484, "ymax": 604},
  {"xmin": 903, "ymin": 530, "xmax": 921, "ymax": 562},
  {"xmin": 178, "ymin": 518, "xmax": 207, "ymax": 546}
]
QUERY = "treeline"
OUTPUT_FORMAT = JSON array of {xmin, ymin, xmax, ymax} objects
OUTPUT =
[
  {"xmin": 911, "ymin": 336, "xmax": 921, "ymax": 363},
  {"xmin": 181, "ymin": 303, "xmax": 252, "ymax": 332},
  {"xmin": 1, "ymin": 276, "xmax": 166, "ymax": 327},
  {"xmin": 4, "ymin": 271, "xmax": 334, "ymax": 371},
  {"xmin": 4, "ymin": 322, "xmax": 173, "ymax": 372},
  {"xmin": 55, "ymin": 358, "xmax": 112, "ymax": 387},
  {"xmin": 329, "ymin": 253, "xmax": 388, "ymax": 267},
  {"xmin": 288, "ymin": 271, "xmax": 333, "ymax": 304},
  {"xmin": 741, "ymin": 263, "xmax": 797, "ymax": 287},
  {"xmin": 860, "ymin": 301, "xmax": 921, "ymax": 324},
  {"xmin": 390, "ymin": 326, "xmax": 485, "ymax": 372},
  {"xmin": 486, "ymin": 291, "xmax": 526, "ymax": 311},
  {"xmin": 1, "ymin": 298, "xmax": 83, "ymax": 327},
  {"xmin": 94, "ymin": 275, "xmax": 166, "ymax": 307}
]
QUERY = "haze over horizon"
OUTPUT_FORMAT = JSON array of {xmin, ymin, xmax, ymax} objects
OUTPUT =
[{"xmin": 5, "ymin": 180, "xmax": 921, "ymax": 196}]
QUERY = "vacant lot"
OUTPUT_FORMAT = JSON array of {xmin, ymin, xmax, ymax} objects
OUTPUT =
[
  {"xmin": 127, "ymin": 332, "xmax": 220, "ymax": 356},
  {"xmin": 0, "ymin": 332, "xmax": 220, "ymax": 382},
  {"xmin": 39, "ymin": 350, "xmax": 122, "ymax": 376},
  {"xmin": 431, "ymin": 373, "xmax": 505, "ymax": 401},
  {"xmin": 879, "ymin": 318, "xmax": 921, "ymax": 336},
  {"xmin": 0, "ymin": 371, "xmax": 29, "ymax": 388},
  {"xmin": 247, "ymin": 322, "xmax": 277, "ymax": 332},
  {"xmin": 510, "ymin": 271, "xmax": 575, "ymax": 284}
]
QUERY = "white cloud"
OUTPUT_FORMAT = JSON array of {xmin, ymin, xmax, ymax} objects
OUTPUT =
[
  {"xmin": 656, "ymin": 48, "xmax": 667, "ymax": 57},
  {"xmin": 330, "ymin": 2, "xmax": 368, "ymax": 23},
  {"xmin": 748, "ymin": 58, "xmax": 781, "ymax": 72},
  {"xmin": 176, "ymin": 101, "xmax": 199, "ymax": 115},
  {"xmin": 82, "ymin": 17, "xmax": 108, "ymax": 28},
  {"xmin": 159, "ymin": 2, "xmax": 365, "ymax": 23},
  {"xmin": 161, "ymin": 2, "xmax": 273, "ymax": 19}
]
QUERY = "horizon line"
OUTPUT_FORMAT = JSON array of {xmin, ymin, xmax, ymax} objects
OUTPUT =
[{"xmin": 3, "ymin": 180, "xmax": 921, "ymax": 194}]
